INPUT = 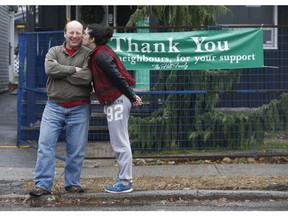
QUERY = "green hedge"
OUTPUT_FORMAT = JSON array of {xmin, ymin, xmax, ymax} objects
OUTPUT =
[{"xmin": 129, "ymin": 70, "xmax": 288, "ymax": 152}]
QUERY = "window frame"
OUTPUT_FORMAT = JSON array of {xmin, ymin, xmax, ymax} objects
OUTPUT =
[{"xmin": 217, "ymin": 6, "xmax": 278, "ymax": 50}]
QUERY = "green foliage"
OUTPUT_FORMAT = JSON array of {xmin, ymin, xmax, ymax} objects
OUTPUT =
[
  {"xmin": 129, "ymin": 70, "xmax": 242, "ymax": 151},
  {"xmin": 126, "ymin": 5, "xmax": 284, "ymax": 153},
  {"xmin": 126, "ymin": 5, "xmax": 229, "ymax": 27},
  {"xmin": 80, "ymin": 6, "xmax": 105, "ymax": 25},
  {"xmin": 130, "ymin": 91, "xmax": 288, "ymax": 152}
]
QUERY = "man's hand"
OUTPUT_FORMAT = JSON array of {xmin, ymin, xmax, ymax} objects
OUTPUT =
[
  {"xmin": 53, "ymin": 59, "xmax": 81, "ymax": 72},
  {"xmin": 75, "ymin": 67, "xmax": 82, "ymax": 72}
]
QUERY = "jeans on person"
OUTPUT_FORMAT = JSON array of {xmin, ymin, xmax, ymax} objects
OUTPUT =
[{"xmin": 34, "ymin": 101, "xmax": 91, "ymax": 191}]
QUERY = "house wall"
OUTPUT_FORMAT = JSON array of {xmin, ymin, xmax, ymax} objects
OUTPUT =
[{"xmin": 0, "ymin": 6, "xmax": 10, "ymax": 93}]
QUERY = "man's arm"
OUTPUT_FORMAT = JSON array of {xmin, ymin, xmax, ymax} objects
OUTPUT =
[
  {"xmin": 62, "ymin": 56, "xmax": 92, "ymax": 86},
  {"xmin": 44, "ymin": 46, "xmax": 76, "ymax": 79}
]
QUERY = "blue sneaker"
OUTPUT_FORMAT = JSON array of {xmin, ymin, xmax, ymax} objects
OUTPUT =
[{"xmin": 104, "ymin": 180, "xmax": 133, "ymax": 193}]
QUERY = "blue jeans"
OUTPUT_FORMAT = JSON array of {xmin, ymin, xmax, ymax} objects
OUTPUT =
[{"xmin": 34, "ymin": 101, "xmax": 91, "ymax": 191}]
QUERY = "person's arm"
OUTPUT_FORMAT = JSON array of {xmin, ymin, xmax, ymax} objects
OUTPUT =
[
  {"xmin": 62, "ymin": 55, "xmax": 92, "ymax": 86},
  {"xmin": 95, "ymin": 52, "xmax": 136, "ymax": 103},
  {"xmin": 44, "ymin": 46, "xmax": 76, "ymax": 79}
]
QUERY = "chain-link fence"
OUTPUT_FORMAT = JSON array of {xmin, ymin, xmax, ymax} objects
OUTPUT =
[{"xmin": 17, "ymin": 26, "xmax": 288, "ymax": 159}]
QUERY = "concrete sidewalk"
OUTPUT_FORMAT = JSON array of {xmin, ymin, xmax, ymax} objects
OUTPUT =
[
  {"xmin": 2, "ymin": 159, "xmax": 288, "ymax": 181},
  {"xmin": 1, "ymin": 161, "xmax": 288, "ymax": 208}
]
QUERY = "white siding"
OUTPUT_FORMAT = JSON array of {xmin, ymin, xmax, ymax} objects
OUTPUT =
[{"xmin": 0, "ymin": 6, "xmax": 10, "ymax": 93}]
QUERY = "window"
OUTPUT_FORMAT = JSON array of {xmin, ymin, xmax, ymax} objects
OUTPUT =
[{"xmin": 216, "ymin": 6, "xmax": 278, "ymax": 49}]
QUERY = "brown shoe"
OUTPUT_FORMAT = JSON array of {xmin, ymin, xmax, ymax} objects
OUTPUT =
[
  {"xmin": 29, "ymin": 186, "xmax": 51, "ymax": 197},
  {"xmin": 65, "ymin": 185, "xmax": 84, "ymax": 193}
]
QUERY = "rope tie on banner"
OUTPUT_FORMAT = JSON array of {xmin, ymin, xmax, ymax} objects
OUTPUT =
[{"xmin": 263, "ymin": 66, "xmax": 279, "ymax": 69}]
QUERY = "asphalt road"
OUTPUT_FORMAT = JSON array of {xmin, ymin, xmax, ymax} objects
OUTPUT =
[{"xmin": 0, "ymin": 91, "xmax": 17, "ymax": 147}]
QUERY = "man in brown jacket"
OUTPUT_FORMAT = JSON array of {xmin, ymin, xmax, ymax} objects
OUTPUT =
[{"xmin": 29, "ymin": 20, "xmax": 92, "ymax": 197}]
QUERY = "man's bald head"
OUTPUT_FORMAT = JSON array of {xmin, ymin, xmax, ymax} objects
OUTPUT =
[
  {"xmin": 64, "ymin": 20, "xmax": 84, "ymax": 50},
  {"xmin": 64, "ymin": 20, "xmax": 83, "ymax": 33}
]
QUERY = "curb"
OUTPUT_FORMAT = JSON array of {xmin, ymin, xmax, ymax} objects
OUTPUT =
[{"xmin": 1, "ymin": 189, "xmax": 288, "ymax": 206}]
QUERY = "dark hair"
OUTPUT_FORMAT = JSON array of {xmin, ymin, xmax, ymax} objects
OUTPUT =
[{"xmin": 87, "ymin": 24, "xmax": 113, "ymax": 45}]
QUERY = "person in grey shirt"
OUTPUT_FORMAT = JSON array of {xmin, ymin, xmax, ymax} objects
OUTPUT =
[{"xmin": 29, "ymin": 20, "xmax": 92, "ymax": 197}]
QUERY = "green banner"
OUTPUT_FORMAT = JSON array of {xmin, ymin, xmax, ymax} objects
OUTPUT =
[
  {"xmin": 108, "ymin": 28, "xmax": 263, "ymax": 70},
  {"xmin": 134, "ymin": 17, "xmax": 150, "ymax": 91}
]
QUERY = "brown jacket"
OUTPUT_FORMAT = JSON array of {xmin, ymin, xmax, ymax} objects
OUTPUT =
[{"xmin": 45, "ymin": 43, "xmax": 92, "ymax": 102}]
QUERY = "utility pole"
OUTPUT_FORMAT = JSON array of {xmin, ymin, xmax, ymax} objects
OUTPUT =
[
  {"xmin": 25, "ymin": 6, "xmax": 36, "ymax": 31},
  {"xmin": 66, "ymin": 6, "xmax": 71, "ymax": 23}
]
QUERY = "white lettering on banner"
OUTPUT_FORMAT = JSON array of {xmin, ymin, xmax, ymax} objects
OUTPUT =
[
  {"xmin": 177, "ymin": 54, "xmax": 191, "ymax": 62},
  {"xmin": 127, "ymin": 38, "xmax": 139, "ymax": 52},
  {"xmin": 168, "ymin": 37, "xmax": 180, "ymax": 53},
  {"xmin": 111, "ymin": 37, "xmax": 180, "ymax": 53},
  {"xmin": 112, "ymin": 37, "xmax": 125, "ymax": 52},
  {"xmin": 220, "ymin": 54, "xmax": 256, "ymax": 64},
  {"xmin": 195, "ymin": 56, "xmax": 216, "ymax": 64},
  {"xmin": 113, "ymin": 36, "xmax": 229, "ymax": 54},
  {"xmin": 138, "ymin": 42, "xmax": 166, "ymax": 53},
  {"xmin": 154, "ymin": 43, "xmax": 166, "ymax": 53},
  {"xmin": 119, "ymin": 54, "xmax": 171, "ymax": 65},
  {"xmin": 152, "ymin": 62, "xmax": 189, "ymax": 70},
  {"xmin": 109, "ymin": 29, "xmax": 263, "ymax": 70},
  {"xmin": 191, "ymin": 37, "xmax": 230, "ymax": 52}
]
